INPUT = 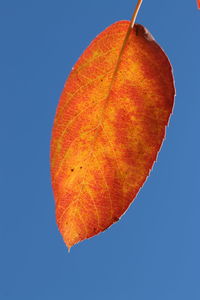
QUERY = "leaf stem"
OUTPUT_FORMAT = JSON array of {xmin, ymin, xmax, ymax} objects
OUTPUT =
[{"xmin": 130, "ymin": 0, "xmax": 143, "ymax": 29}]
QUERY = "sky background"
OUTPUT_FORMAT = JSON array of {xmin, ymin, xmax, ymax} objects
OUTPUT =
[{"xmin": 0, "ymin": 0, "xmax": 200, "ymax": 299}]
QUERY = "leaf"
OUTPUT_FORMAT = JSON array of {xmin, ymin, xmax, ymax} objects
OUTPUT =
[
  {"xmin": 197, "ymin": 0, "xmax": 200, "ymax": 9},
  {"xmin": 50, "ymin": 4, "xmax": 175, "ymax": 251}
]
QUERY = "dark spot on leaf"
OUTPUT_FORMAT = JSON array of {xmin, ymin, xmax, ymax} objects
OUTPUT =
[
  {"xmin": 80, "ymin": 166, "xmax": 82, "ymax": 169},
  {"xmin": 135, "ymin": 25, "xmax": 139, "ymax": 36},
  {"xmin": 71, "ymin": 168, "xmax": 74, "ymax": 172}
]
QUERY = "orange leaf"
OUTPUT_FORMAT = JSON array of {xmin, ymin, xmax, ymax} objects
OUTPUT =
[
  {"xmin": 50, "ymin": 2, "xmax": 175, "ymax": 251},
  {"xmin": 197, "ymin": 0, "xmax": 200, "ymax": 9}
]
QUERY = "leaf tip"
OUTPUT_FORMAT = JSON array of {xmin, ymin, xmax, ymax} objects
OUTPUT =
[{"xmin": 62, "ymin": 224, "xmax": 80, "ymax": 251}]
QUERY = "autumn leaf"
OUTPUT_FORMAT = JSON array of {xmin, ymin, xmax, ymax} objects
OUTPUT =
[
  {"xmin": 50, "ymin": 0, "xmax": 175, "ymax": 251},
  {"xmin": 197, "ymin": 0, "xmax": 200, "ymax": 9}
]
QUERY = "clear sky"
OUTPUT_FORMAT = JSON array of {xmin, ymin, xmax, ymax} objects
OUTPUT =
[{"xmin": 0, "ymin": 1, "xmax": 200, "ymax": 299}]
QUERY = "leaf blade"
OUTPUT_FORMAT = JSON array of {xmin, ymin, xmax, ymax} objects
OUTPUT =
[{"xmin": 50, "ymin": 21, "xmax": 175, "ymax": 250}]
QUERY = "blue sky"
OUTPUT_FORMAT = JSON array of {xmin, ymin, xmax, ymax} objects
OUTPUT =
[{"xmin": 0, "ymin": 1, "xmax": 200, "ymax": 299}]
